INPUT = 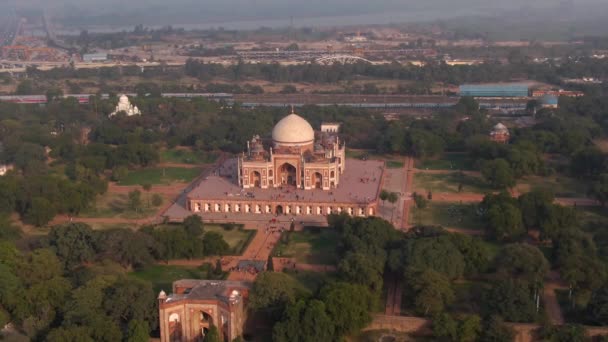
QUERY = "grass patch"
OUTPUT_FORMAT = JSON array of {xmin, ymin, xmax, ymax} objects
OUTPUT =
[
  {"xmin": 514, "ymin": 174, "xmax": 589, "ymax": 198},
  {"xmin": 283, "ymin": 269, "xmax": 338, "ymax": 293},
  {"xmin": 386, "ymin": 160, "xmax": 405, "ymax": 169},
  {"xmin": 204, "ymin": 224, "xmax": 255, "ymax": 255},
  {"xmin": 578, "ymin": 206, "xmax": 608, "ymax": 231},
  {"xmin": 273, "ymin": 228, "xmax": 340, "ymax": 265},
  {"xmin": 409, "ymin": 202, "xmax": 484, "ymax": 230},
  {"xmin": 417, "ymin": 153, "xmax": 474, "ymax": 171},
  {"xmin": 130, "ymin": 264, "xmax": 225, "ymax": 293},
  {"xmin": 413, "ymin": 172, "xmax": 495, "ymax": 194},
  {"xmin": 80, "ymin": 192, "xmax": 159, "ymax": 219},
  {"xmin": 345, "ymin": 149, "xmax": 385, "ymax": 160},
  {"xmin": 160, "ymin": 149, "xmax": 218, "ymax": 164},
  {"xmin": 118, "ymin": 167, "xmax": 201, "ymax": 186}
]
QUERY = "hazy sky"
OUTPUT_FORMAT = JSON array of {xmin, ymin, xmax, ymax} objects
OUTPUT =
[{"xmin": 1, "ymin": 0, "xmax": 607, "ymax": 30}]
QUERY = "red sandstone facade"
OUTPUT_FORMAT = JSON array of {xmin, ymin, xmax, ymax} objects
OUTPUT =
[{"xmin": 158, "ymin": 280, "xmax": 249, "ymax": 342}]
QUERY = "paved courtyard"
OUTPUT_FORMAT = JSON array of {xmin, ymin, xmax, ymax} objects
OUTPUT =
[{"xmin": 163, "ymin": 158, "xmax": 384, "ymax": 222}]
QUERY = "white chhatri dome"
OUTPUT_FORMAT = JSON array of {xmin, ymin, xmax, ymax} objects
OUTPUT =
[
  {"xmin": 272, "ymin": 113, "xmax": 315, "ymax": 146},
  {"xmin": 493, "ymin": 123, "xmax": 508, "ymax": 132}
]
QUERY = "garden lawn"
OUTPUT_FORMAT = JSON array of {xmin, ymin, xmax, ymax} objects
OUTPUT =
[
  {"xmin": 118, "ymin": 167, "xmax": 201, "ymax": 185},
  {"xmin": 409, "ymin": 202, "xmax": 484, "ymax": 230},
  {"xmin": 578, "ymin": 206, "xmax": 608, "ymax": 230},
  {"xmin": 514, "ymin": 174, "xmax": 588, "ymax": 198},
  {"xmin": 130, "ymin": 265, "xmax": 209, "ymax": 293},
  {"xmin": 413, "ymin": 172, "xmax": 495, "ymax": 194},
  {"xmin": 417, "ymin": 153, "xmax": 474, "ymax": 171},
  {"xmin": 204, "ymin": 225, "xmax": 255, "ymax": 255},
  {"xmin": 284, "ymin": 269, "xmax": 338, "ymax": 293},
  {"xmin": 80, "ymin": 192, "xmax": 158, "ymax": 219},
  {"xmin": 273, "ymin": 228, "xmax": 340, "ymax": 265},
  {"xmin": 161, "ymin": 149, "xmax": 218, "ymax": 164}
]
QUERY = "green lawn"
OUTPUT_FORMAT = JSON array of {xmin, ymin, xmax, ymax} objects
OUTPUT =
[
  {"xmin": 204, "ymin": 225, "xmax": 255, "ymax": 255},
  {"xmin": 515, "ymin": 174, "xmax": 589, "ymax": 198},
  {"xmin": 417, "ymin": 153, "xmax": 474, "ymax": 171},
  {"xmin": 413, "ymin": 172, "xmax": 495, "ymax": 194},
  {"xmin": 273, "ymin": 228, "xmax": 340, "ymax": 265},
  {"xmin": 160, "ymin": 149, "xmax": 219, "ymax": 164},
  {"xmin": 578, "ymin": 206, "xmax": 608, "ymax": 231},
  {"xmin": 80, "ymin": 192, "xmax": 159, "ymax": 219},
  {"xmin": 409, "ymin": 202, "xmax": 485, "ymax": 230},
  {"xmin": 283, "ymin": 269, "xmax": 338, "ymax": 293},
  {"xmin": 130, "ymin": 264, "xmax": 223, "ymax": 293},
  {"xmin": 118, "ymin": 167, "xmax": 201, "ymax": 185}
]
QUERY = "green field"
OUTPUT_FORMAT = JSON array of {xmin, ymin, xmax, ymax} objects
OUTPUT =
[
  {"xmin": 283, "ymin": 269, "xmax": 338, "ymax": 293},
  {"xmin": 118, "ymin": 167, "xmax": 201, "ymax": 185},
  {"xmin": 515, "ymin": 174, "xmax": 589, "ymax": 198},
  {"xmin": 273, "ymin": 228, "xmax": 340, "ymax": 265},
  {"xmin": 413, "ymin": 172, "xmax": 495, "ymax": 194},
  {"xmin": 160, "ymin": 149, "xmax": 219, "ymax": 164},
  {"xmin": 130, "ymin": 264, "xmax": 224, "ymax": 293},
  {"xmin": 204, "ymin": 225, "xmax": 255, "ymax": 255},
  {"xmin": 80, "ymin": 192, "xmax": 159, "ymax": 219},
  {"xmin": 409, "ymin": 202, "xmax": 485, "ymax": 230},
  {"xmin": 417, "ymin": 153, "xmax": 474, "ymax": 171}
]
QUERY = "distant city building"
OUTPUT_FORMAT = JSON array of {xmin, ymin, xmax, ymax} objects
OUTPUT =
[
  {"xmin": 459, "ymin": 83, "xmax": 530, "ymax": 98},
  {"xmin": 158, "ymin": 279, "xmax": 249, "ymax": 342},
  {"xmin": 531, "ymin": 89, "xmax": 584, "ymax": 98},
  {"xmin": 0, "ymin": 164, "xmax": 14, "ymax": 176},
  {"xmin": 82, "ymin": 53, "xmax": 108, "ymax": 63},
  {"xmin": 490, "ymin": 123, "xmax": 510, "ymax": 144},
  {"xmin": 109, "ymin": 95, "xmax": 141, "ymax": 117}
]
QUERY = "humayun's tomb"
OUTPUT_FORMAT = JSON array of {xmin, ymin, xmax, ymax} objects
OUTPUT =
[{"xmin": 164, "ymin": 111, "xmax": 383, "ymax": 222}]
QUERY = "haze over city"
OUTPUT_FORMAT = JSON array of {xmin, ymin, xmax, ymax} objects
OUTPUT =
[{"xmin": 1, "ymin": 0, "xmax": 608, "ymax": 31}]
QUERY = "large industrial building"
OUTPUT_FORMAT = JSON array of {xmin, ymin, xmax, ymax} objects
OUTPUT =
[{"xmin": 459, "ymin": 83, "xmax": 530, "ymax": 98}]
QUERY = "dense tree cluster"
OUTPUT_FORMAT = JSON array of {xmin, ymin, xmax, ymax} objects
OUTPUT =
[
  {"xmin": 479, "ymin": 190, "xmax": 577, "ymax": 242},
  {"xmin": 0, "ymin": 217, "xmax": 233, "ymax": 340}
]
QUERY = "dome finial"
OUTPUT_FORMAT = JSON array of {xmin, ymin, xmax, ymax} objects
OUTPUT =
[{"xmin": 290, "ymin": 105, "xmax": 295, "ymax": 114}]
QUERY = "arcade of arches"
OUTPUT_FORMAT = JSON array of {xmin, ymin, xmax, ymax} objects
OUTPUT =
[{"xmin": 190, "ymin": 200, "xmax": 376, "ymax": 217}]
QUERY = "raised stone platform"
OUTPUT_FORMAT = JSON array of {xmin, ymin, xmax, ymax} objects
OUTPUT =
[{"xmin": 163, "ymin": 158, "xmax": 384, "ymax": 222}]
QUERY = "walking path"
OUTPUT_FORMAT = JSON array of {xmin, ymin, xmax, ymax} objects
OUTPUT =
[{"xmin": 544, "ymin": 271, "xmax": 567, "ymax": 325}]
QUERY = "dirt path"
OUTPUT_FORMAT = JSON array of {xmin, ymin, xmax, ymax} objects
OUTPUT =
[
  {"xmin": 401, "ymin": 157, "xmax": 414, "ymax": 230},
  {"xmin": 544, "ymin": 271, "xmax": 567, "ymax": 325},
  {"xmin": 385, "ymin": 274, "xmax": 397, "ymax": 316}
]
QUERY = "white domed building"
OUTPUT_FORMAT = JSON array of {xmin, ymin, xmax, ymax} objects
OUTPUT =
[
  {"xmin": 238, "ymin": 110, "xmax": 345, "ymax": 190},
  {"xmin": 109, "ymin": 94, "xmax": 142, "ymax": 117}
]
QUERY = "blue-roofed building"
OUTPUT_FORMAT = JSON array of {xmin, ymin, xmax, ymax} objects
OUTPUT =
[
  {"xmin": 459, "ymin": 83, "xmax": 530, "ymax": 98},
  {"xmin": 540, "ymin": 95, "xmax": 559, "ymax": 108}
]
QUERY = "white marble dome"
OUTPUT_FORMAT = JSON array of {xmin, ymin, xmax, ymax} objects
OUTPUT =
[
  {"xmin": 272, "ymin": 113, "xmax": 315, "ymax": 147},
  {"xmin": 119, "ymin": 94, "xmax": 129, "ymax": 104}
]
